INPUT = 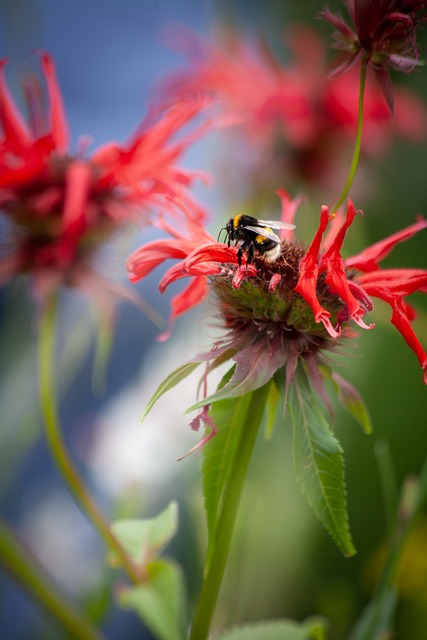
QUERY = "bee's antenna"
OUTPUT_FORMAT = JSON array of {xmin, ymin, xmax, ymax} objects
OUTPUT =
[{"xmin": 217, "ymin": 227, "xmax": 227, "ymax": 243}]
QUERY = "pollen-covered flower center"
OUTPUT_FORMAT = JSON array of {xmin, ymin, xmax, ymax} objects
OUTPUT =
[{"xmin": 211, "ymin": 240, "xmax": 348, "ymax": 353}]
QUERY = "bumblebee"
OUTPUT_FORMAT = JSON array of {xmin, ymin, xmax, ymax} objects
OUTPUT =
[{"xmin": 221, "ymin": 214, "xmax": 295, "ymax": 266}]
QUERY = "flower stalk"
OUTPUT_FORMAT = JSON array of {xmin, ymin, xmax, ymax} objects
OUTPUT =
[
  {"xmin": 333, "ymin": 55, "xmax": 367, "ymax": 212},
  {"xmin": 38, "ymin": 297, "xmax": 142, "ymax": 585},
  {"xmin": 189, "ymin": 383, "xmax": 270, "ymax": 640},
  {"xmin": 0, "ymin": 520, "xmax": 104, "ymax": 640}
]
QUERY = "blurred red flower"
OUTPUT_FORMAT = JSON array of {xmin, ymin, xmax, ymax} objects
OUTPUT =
[
  {"xmin": 320, "ymin": 0, "xmax": 427, "ymax": 114},
  {"xmin": 0, "ymin": 53, "xmax": 209, "ymax": 309},
  {"xmin": 157, "ymin": 25, "xmax": 427, "ymax": 191}
]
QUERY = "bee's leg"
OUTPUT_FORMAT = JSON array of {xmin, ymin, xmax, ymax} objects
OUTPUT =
[
  {"xmin": 237, "ymin": 246, "xmax": 243, "ymax": 267},
  {"xmin": 246, "ymin": 243, "xmax": 254, "ymax": 267}
]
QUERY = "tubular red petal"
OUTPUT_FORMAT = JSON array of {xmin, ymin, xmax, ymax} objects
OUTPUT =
[
  {"xmin": 276, "ymin": 188, "xmax": 303, "ymax": 240},
  {"xmin": 347, "ymin": 218, "xmax": 427, "ymax": 272},
  {"xmin": 232, "ymin": 264, "xmax": 258, "ymax": 289},
  {"xmin": 62, "ymin": 162, "xmax": 92, "ymax": 229},
  {"xmin": 389, "ymin": 296, "xmax": 427, "ymax": 380},
  {"xmin": 184, "ymin": 244, "xmax": 238, "ymax": 270},
  {"xmin": 0, "ymin": 59, "xmax": 31, "ymax": 151},
  {"xmin": 358, "ymin": 268, "xmax": 427, "ymax": 296},
  {"xmin": 294, "ymin": 205, "xmax": 334, "ymax": 331},
  {"xmin": 39, "ymin": 52, "xmax": 70, "ymax": 152},
  {"xmin": 157, "ymin": 276, "xmax": 208, "ymax": 342}
]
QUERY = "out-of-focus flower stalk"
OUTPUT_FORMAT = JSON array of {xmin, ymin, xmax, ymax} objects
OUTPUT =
[
  {"xmin": 37, "ymin": 297, "xmax": 143, "ymax": 585},
  {"xmin": 0, "ymin": 520, "xmax": 104, "ymax": 640}
]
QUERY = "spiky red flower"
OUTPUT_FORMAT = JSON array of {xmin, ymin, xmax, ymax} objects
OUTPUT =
[
  {"xmin": 158, "ymin": 25, "xmax": 427, "ymax": 190},
  {"xmin": 320, "ymin": 0, "xmax": 427, "ymax": 114},
  {"xmin": 127, "ymin": 193, "xmax": 427, "ymax": 385},
  {"xmin": 0, "ymin": 53, "xmax": 209, "ymax": 308}
]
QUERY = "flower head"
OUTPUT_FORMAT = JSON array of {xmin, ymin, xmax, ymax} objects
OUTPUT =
[
  {"xmin": 128, "ymin": 192, "xmax": 427, "ymax": 387},
  {"xmin": 158, "ymin": 25, "xmax": 427, "ymax": 192},
  {"xmin": 320, "ymin": 0, "xmax": 427, "ymax": 114},
  {"xmin": 0, "ymin": 53, "xmax": 209, "ymax": 309}
]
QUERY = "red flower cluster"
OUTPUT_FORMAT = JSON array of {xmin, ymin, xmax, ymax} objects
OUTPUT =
[
  {"xmin": 0, "ymin": 53, "xmax": 209, "ymax": 307},
  {"xmin": 128, "ymin": 193, "xmax": 427, "ymax": 385},
  {"xmin": 158, "ymin": 25, "xmax": 427, "ymax": 190}
]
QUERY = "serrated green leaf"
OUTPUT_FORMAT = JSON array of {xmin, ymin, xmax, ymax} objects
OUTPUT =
[
  {"xmin": 330, "ymin": 372, "xmax": 372, "ymax": 434},
  {"xmin": 118, "ymin": 559, "xmax": 186, "ymax": 640},
  {"xmin": 139, "ymin": 361, "xmax": 201, "ymax": 425},
  {"xmin": 289, "ymin": 374, "xmax": 355, "ymax": 557},
  {"xmin": 215, "ymin": 616, "xmax": 327, "ymax": 640},
  {"xmin": 109, "ymin": 502, "xmax": 178, "ymax": 568}
]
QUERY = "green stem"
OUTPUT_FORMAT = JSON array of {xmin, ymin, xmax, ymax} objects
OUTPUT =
[
  {"xmin": 349, "ymin": 456, "xmax": 427, "ymax": 640},
  {"xmin": 189, "ymin": 384, "xmax": 270, "ymax": 640},
  {"xmin": 333, "ymin": 57, "xmax": 367, "ymax": 213},
  {"xmin": 38, "ymin": 297, "xmax": 142, "ymax": 585},
  {"xmin": 0, "ymin": 520, "xmax": 103, "ymax": 640}
]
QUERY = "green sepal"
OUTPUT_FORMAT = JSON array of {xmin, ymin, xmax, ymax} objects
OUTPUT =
[
  {"xmin": 215, "ymin": 616, "xmax": 327, "ymax": 640},
  {"xmin": 109, "ymin": 502, "xmax": 178, "ymax": 568},
  {"xmin": 118, "ymin": 558, "xmax": 187, "ymax": 640},
  {"xmin": 288, "ymin": 368, "xmax": 356, "ymax": 557},
  {"xmin": 139, "ymin": 362, "xmax": 201, "ymax": 425}
]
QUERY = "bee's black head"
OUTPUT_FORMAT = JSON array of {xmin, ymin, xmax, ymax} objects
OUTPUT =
[{"xmin": 218, "ymin": 218, "xmax": 235, "ymax": 244}]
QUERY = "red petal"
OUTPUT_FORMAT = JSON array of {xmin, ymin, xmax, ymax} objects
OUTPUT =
[
  {"xmin": 347, "ymin": 218, "xmax": 427, "ymax": 272},
  {"xmin": 294, "ymin": 205, "xmax": 339, "ymax": 337},
  {"xmin": 389, "ymin": 297, "xmax": 427, "ymax": 382},
  {"xmin": 157, "ymin": 276, "xmax": 208, "ymax": 342},
  {"xmin": 126, "ymin": 239, "xmax": 196, "ymax": 281},
  {"xmin": 39, "ymin": 52, "xmax": 69, "ymax": 152},
  {"xmin": 184, "ymin": 243, "xmax": 239, "ymax": 270},
  {"xmin": 0, "ymin": 58, "xmax": 31, "ymax": 151},
  {"xmin": 358, "ymin": 268, "xmax": 427, "ymax": 296}
]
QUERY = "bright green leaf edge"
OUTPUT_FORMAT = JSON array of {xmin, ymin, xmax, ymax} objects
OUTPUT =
[
  {"xmin": 139, "ymin": 362, "xmax": 201, "ymax": 425},
  {"xmin": 109, "ymin": 501, "xmax": 178, "ymax": 567},
  {"xmin": 289, "ymin": 373, "xmax": 356, "ymax": 557},
  {"xmin": 215, "ymin": 616, "xmax": 327, "ymax": 640}
]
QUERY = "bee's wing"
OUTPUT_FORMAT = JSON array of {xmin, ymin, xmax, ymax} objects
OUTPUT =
[
  {"xmin": 258, "ymin": 220, "xmax": 295, "ymax": 231},
  {"xmin": 244, "ymin": 225, "xmax": 282, "ymax": 242}
]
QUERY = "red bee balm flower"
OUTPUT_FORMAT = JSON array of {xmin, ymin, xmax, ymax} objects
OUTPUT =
[
  {"xmin": 128, "ymin": 193, "xmax": 427, "ymax": 386},
  {"xmin": 158, "ymin": 26, "xmax": 427, "ymax": 191},
  {"xmin": 0, "ymin": 53, "xmax": 208, "ymax": 306},
  {"xmin": 320, "ymin": 0, "xmax": 427, "ymax": 114}
]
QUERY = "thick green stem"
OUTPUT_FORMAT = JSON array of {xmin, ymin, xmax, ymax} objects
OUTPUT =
[
  {"xmin": 0, "ymin": 520, "xmax": 104, "ymax": 640},
  {"xmin": 38, "ymin": 297, "xmax": 141, "ymax": 585},
  {"xmin": 189, "ymin": 384, "xmax": 270, "ymax": 640},
  {"xmin": 333, "ymin": 58, "xmax": 367, "ymax": 213}
]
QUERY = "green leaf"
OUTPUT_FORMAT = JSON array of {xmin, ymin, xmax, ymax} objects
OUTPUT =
[
  {"xmin": 215, "ymin": 617, "xmax": 327, "ymax": 640},
  {"xmin": 264, "ymin": 380, "xmax": 281, "ymax": 440},
  {"xmin": 139, "ymin": 362, "xmax": 201, "ymax": 425},
  {"xmin": 109, "ymin": 502, "xmax": 178, "ymax": 568},
  {"xmin": 118, "ymin": 559, "xmax": 187, "ymax": 640},
  {"xmin": 330, "ymin": 372, "xmax": 372, "ymax": 434},
  {"xmin": 289, "ymin": 372, "xmax": 356, "ymax": 557},
  {"xmin": 202, "ymin": 368, "xmax": 253, "ymax": 547}
]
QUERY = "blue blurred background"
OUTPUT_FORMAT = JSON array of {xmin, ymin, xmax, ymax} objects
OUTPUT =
[{"xmin": 1, "ymin": 1, "xmax": 427, "ymax": 639}]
